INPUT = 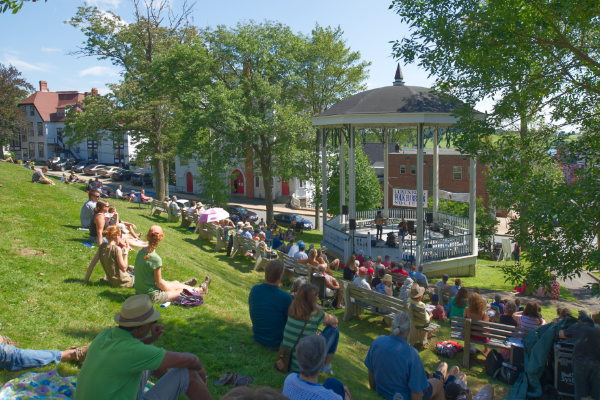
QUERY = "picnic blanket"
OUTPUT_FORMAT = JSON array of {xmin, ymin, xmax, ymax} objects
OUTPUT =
[{"xmin": 0, "ymin": 368, "xmax": 154, "ymax": 399}]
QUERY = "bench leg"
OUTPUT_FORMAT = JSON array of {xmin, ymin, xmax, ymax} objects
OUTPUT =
[
  {"xmin": 253, "ymin": 256, "xmax": 264, "ymax": 271},
  {"xmin": 215, "ymin": 236, "xmax": 223, "ymax": 252},
  {"xmin": 463, "ymin": 319, "xmax": 472, "ymax": 368},
  {"xmin": 194, "ymin": 224, "xmax": 200, "ymax": 234},
  {"xmin": 342, "ymin": 285, "xmax": 356, "ymax": 322}
]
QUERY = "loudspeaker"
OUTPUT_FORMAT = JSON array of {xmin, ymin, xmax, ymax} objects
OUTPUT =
[
  {"xmin": 349, "ymin": 219, "xmax": 356, "ymax": 230},
  {"xmin": 342, "ymin": 205, "xmax": 349, "ymax": 215},
  {"xmin": 443, "ymin": 229, "xmax": 450, "ymax": 237},
  {"xmin": 426, "ymin": 212, "xmax": 433, "ymax": 224},
  {"xmin": 407, "ymin": 220, "xmax": 415, "ymax": 233}
]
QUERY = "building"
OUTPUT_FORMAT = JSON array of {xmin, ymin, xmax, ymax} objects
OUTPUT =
[
  {"xmin": 12, "ymin": 81, "xmax": 137, "ymax": 164},
  {"xmin": 174, "ymin": 156, "xmax": 313, "ymax": 205}
]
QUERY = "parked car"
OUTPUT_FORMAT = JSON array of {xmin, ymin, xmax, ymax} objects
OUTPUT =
[
  {"xmin": 99, "ymin": 166, "xmax": 123, "ymax": 178},
  {"xmin": 112, "ymin": 169, "xmax": 135, "ymax": 181},
  {"xmin": 71, "ymin": 160, "xmax": 95, "ymax": 173},
  {"xmin": 46, "ymin": 156, "xmax": 61, "ymax": 167},
  {"xmin": 131, "ymin": 172, "xmax": 154, "ymax": 186},
  {"xmin": 228, "ymin": 205, "xmax": 259, "ymax": 222},
  {"xmin": 273, "ymin": 212, "xmax": 314, "ymax": 230},
  {"xmin": 83, "ymin": 164, "xmax": 107, "ymax": 176},
  {"xmin": 51, "ymin": 158, "xmax": 77, "ymax": 171}
]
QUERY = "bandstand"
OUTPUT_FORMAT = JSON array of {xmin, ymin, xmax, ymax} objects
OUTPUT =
[{"xmin": 313, "ymin": 66, "xmax": 478, "ymax": 278}]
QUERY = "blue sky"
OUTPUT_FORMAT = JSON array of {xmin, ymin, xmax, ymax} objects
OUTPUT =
[{"xmin": 0, "ymin": 0, "xmax": 492, "ymax": 111}]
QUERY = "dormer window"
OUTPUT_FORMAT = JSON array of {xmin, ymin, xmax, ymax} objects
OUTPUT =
[{"xmin": 57, "ymin": 108, "xmax": 65, "ymax": 117}]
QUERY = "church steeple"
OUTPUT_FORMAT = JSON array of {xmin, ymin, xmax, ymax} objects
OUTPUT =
[{"xmin": 393, "ymin": 64, "xmax": 404, "ymax": 86}]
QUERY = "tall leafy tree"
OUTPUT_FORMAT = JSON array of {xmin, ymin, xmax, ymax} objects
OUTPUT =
[
  {"xmin": 389, "ymin": 0, "xmax": 600, "ymax": 290},
  {"xmin": 64, "ymin": 0, "xmax": 196, "ymax": 201},
  {"xmin": 0, "ymin": 63, "xmax": 34, "ymax": 159}
]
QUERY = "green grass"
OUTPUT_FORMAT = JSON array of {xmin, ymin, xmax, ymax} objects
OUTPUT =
[{"xmin": 0, "ymin": 162, "xmax": 579, "ymax": 399}]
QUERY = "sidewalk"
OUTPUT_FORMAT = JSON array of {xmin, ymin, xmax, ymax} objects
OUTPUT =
[{"xmin": 496, "ymin": 216, "xmax": 513, "ymax": 236}]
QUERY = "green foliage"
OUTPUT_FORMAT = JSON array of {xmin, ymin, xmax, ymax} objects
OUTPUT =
[
  {"xmin": 327, "ymin": 144, "xmax": 383, "ymax": 213},
  {"xmin": 0, "ymin": 0, "xmax": 46, "ymax": 14},
  {"xmin": 0, "ymin": 64, "xmax": 34, "ymax": 154}
]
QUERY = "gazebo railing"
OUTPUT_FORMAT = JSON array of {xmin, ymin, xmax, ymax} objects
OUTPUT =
[
  {"xmin": 388, "ymin": 208, "xmax": 419, "ymax": 220},
  {"xmin": 323, "ymin": 224, "xmax": 349, "ymax": 259},
  {"xmin": 353, "ymin": 232, "xmax": 372, "ymax": 259},
  {"xmin": 437, "ymin": 212, "xmax": 469, "ymax": 230},
  {"xmin": 422, "ymin": 235, "xmax": 471, "ymax": 261}
]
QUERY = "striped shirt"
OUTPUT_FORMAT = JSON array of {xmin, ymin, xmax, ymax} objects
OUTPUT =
[
  {"xmin": 518, "ymin": 314, "xmax": 546, "ymax": 330},
  {"xmin": 282, "ymin": 310, "xmax": 325, "ymax": 372}
]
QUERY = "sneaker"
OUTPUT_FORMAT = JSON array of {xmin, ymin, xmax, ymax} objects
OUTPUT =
[{"xmin": 320, "ymin": 364, "xmax": 334, "ymax": 375}]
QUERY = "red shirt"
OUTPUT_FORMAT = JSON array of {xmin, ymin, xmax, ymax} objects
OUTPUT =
[
  {"xmin": 356, "ymin": 255, "xmax": 365, "ymax": 265},
  {"xmin": 391, "ymin": 268, "xmax": 408, "ymax": 276},
  {"xmin": 382, "ymin": 260, "xmax": 391, "ymax": 268}
]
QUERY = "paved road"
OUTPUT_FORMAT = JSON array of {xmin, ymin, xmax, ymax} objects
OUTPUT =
[{"xmin": 559, "ymin": 273, "xmax": 600, "ymax": 313}]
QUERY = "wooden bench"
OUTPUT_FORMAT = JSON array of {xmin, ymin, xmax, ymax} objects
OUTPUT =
[
  {"xmin": 437, "ymin": 287, "xmax": 454, "ymax": 307},
  {"xmin": 450, "ymin": 317, "xmax": 530, "ymax": 368},
  {"xmin": 196, "ymin": 222, "xmax": 225, "ymax": 252},
  {"xmin": 231, "ymin": 233, "xmax": 268, "ymax": 271},
  {"xmin": 277, "ymin": 250, "xmax": 310, "ymax": 278},
  {"xmin": 181, "ymin": 210, "xmax": 196, "ymax": 228},
  {"xmin": 150, "ymin": 199, "xmax": 168, "ymax": 217},
  {"xmin": 342, "ymin": 283, "xmax": 439, "ymax": 346},
  {"xmin": 390, "ymin": 272, "xmax": 408, "ymax": 291}
]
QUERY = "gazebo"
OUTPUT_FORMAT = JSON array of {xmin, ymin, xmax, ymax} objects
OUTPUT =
[{"xmin": 312, "ymin": 66, "xmax": 478, "ymax": 278}]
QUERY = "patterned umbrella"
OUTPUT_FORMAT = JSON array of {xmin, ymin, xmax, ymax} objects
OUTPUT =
[{"xmin": 198, "ymin": 207, "xmax": 230, "ymax": 223}]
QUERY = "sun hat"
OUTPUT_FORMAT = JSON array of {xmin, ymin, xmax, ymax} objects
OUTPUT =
[
  {"xmin": 113, "ymin": 294, "xmax": 161, "ymax": 327},
  {"xmin": 358, "ymin": 249, "xmax": 364, "ymax": 255},
  {"xmin": 383, "ymin": 274, "xmax": 393, "ymax": 283},
  {"xmin": 243, "ymin": 222, "xmax": 252, "ymax": 229},
  {"xmin": 321, "ymin": 246, "xmax": 328, "ymax": 252},
  {"xmin": 358, "ymin": 267, "xmax": 368, "ymax": 276},
  {"xmin": 409, "ymin": 283, "xmax": 425, "ymax": 299}
]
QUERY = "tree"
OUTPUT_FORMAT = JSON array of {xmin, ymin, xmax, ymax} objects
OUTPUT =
[
  {"xmin": 296, "ymin": 24, "xmax": 371, "ymax": 230},
  {"xmin": 0, "ymin": 0, "xmax": 47, "ymax": 14},
  {"xmin": 389, "ymin": 0, "xmax": 600, "ymax": 290},
  {"xmin": 64, "ymin": 0, "xmax": 196, "ymax": 201},
  {"xmin": 0, "ymin": 63, "xmax": 34, "ymax": 159},
  {"xmin": 327, "ymin": 144, "xmax": 383, "ymax": 213}
]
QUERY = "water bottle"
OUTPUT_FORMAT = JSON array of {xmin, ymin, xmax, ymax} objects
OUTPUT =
[
  {"xmin": 160, "ymin": 302, "xmax": 171, "ymax": 308},
  {"xmin": 83, "ymin": 242, "xmax": 94, "ymax": 248}
]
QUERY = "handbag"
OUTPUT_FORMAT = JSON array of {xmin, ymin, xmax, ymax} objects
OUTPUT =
[{"xmin": 275, "ymin": 319, "xmax": 309, "ymax": 372}]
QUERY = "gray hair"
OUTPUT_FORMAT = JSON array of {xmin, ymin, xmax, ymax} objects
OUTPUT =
[
  {"xmin": 418, "ymin": 265, "xmax": 424, "ymax": 272},
  {"xmin": 296, "ymin": 335, "xmax": 326, "ymax": 377},
  {"xmin": 392, "ymin": 312, "xmax": 411, "ymax": 338},
  {"xmin": 494, "ymin": 294, "xmax": 501, "ymax": 302},
  {"xmin": 259, "ymin": 232, "xmax": 266, "ymax": 238},
  {"xmin": 354, "ymin": 260, "xmax": 360, "ymax": 268},
  {"xmin": 505, "ymin": 301, "xmax": 516, "ymax": 315}
]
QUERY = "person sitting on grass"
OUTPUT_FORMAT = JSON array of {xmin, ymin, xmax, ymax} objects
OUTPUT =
[
  {"xmin": 500, "ymin": 301, "xmax": 518, "ymax": 327},
  {"xmin": 513, "ymin": 301, "xmax": 546, "ymax": 329},
  {"xmin": 69, "ymin": 171, "xmax": 84, "ymax": 183},
  {"xmin": 134, "ymin": 225, "xmax": 210, "ymax": 304},
  {"xmin": 84, "ymin": 225, "xmax": 134, "ymax": 287},
  {"xmin": 90, "ymin": 200, "xmax": 110, "ymax": 246},
  {"xmin": 80, "ymin": 189, "xmax": 99, "ymax": 229},
  {"xmin": 463, "ymin": 293, "xmax": 490, "ymax": 353},
  {"xmin": 107, "ymin": 205, "xmax": 142, "ymax": 240},
  {"xmin": 31, "ymin": 166, "xmax": 54, "ymax": 185},
  {"xmin": 431, "ymin": 361, "xmax": 494, "ymax": 400},
  {"xmin": 371, "ymin": 268, "xmax": 385, "ymax": 290},
  {"xmin": 314, "ymin": 265, "xmax": 343, "ymax": 309},
  {"xmin": 450, "ymin": 278, "xmax": 461, "ymax": 293},
  {"xmin": 282, "ymin": 335, "xmax": 351, "ymax": 400},
  {"xmin": 76, "ymin": 294, "xmax": 214, "ymax": 400},
  {"xmin": 491, "ymin": 294, "xmax": 506, "ymax": 314},
  {"xmin": 115, "ymin": 184, "xmax": 127, "ymax": 200},
  {"xmin": 382, "ymin": 255, "xmax": 391, "ymax": 268},
  {"xmin": 249, "ymin": 259, "xmax": 292, "ymax": 351},
  {"xmin": 61, "ymin": 173, "xmax": 76, "ymax": 185},
  {"xmin": 436, "ymin": 274, "xmax": 450, "ymax": 291},
  {"xmin": 430, "ymin": 294, "xmax": 447, "ymax": 322},
  {"xmin": 552, "ymin": 308, "xmax": 572, "ymax": 323},
  {"xmin": 282, "ymin": 284, "xmax": 340, "ymax": 375},
  {"xmin": 0, "ymin": 335, "xmax": 88, "ymax": 372},
  {"xmin": 342, "ymin": 255, "xmax": 358, "ymax": 281},
  {"xmin": 365, "ymin": 311, "xmax": 445, "ymax": 400}
]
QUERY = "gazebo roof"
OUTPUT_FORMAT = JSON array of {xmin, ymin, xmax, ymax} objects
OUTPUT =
[{"xmin": 311, "ymin": 65, "xmax": 472, "ymax": 128}]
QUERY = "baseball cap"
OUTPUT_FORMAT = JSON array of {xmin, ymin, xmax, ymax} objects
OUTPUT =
[
  {"xmin": 298, "ymin": 241, "xmax": 305, "ymax": 248},
  {"xmin": 358, "ymin": 267, "xmax": 368, "ymax": 275},
  {"xmin": 444, "ymin": 382, "xmax": 462, "ymax": 400}
]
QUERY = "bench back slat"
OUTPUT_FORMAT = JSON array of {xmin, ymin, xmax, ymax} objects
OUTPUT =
[{"xmin": 348, "ymin": 285, "xmax": 409, "ymax": 314}]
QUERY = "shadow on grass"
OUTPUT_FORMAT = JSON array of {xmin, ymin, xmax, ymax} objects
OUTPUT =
[
  {"xmin": 62, "ymin": 326, "xmax": 105, "ymax": 342},
  {"xmin": 61, "ymin": 225, "xmax": 84, "ymax": 230},
  {"xmin": 97, "ymin": 289, "xmax": 132, "ymax": 304},
  {"xmin": 182, "ymin": 238, "xmax": 256, "ymax": 276}
]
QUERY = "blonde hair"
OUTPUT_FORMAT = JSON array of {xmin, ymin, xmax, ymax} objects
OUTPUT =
[
  {"xmin": 308, "ymin": 248, "xmax": 317, "ymax": 261},
  {"xmin": 145, "ymin": 230, "xmax": 164, "ymax": 259},
  {"xmin": 103, "ymin": 225, "xmax": 121, "ymax": 242},
  {"xmin": 468, "ymin": 293, "xmax": 486, "ymax": 315},
  {"xmin": 376, "ymin": 256, "xmax": 382, "ymax": 263}
]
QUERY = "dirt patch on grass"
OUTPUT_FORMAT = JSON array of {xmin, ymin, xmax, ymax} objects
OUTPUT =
[
  {"xmin": 20, "ymin": 248, "xmax": 45, "ymax": 257},
  {"xmin": 12, "ymin": 238, "xmax": 22, "ymax": 242}
]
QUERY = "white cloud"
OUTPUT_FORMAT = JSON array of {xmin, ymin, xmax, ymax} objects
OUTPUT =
[
  {"xmin": 88, "ymin": 0, "xmax": 122, "ymax": 9},
  {"xmin": 1, "ymin": 55, "xmax": 45, "ymax": 71},
  {"xmin": 97, "ymin": 87, "xmax": 112, "ymax": 95},
  {"xmin": 41, "ymin": 47, "xmax": 62, "ymax": 54},
  {"xmin": 79, "ymin": 66, "xmax": 119, "ymax": 77}
]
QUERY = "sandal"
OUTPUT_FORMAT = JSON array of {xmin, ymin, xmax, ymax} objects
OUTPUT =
[
  {"xmin": 201, "ymin": 276, "xmax": 211, "ymax": 294},
  {"xmin": 70, "ymin": 346, "xmax": 89, "ymax": 363},
  {"xmin": 213, "ymin": 371, "xmax": 236, "ymax": 386},
  {"xmin": 1, "ymin": 336, "xmax": 19, "ymax": 346},
  {"xmin": 232, "ymin": 375, "xmax": 252, "ymax": 387},
  {"xmin": 184, "ymin": 278, "xmax": 198, "ymax": 287}
]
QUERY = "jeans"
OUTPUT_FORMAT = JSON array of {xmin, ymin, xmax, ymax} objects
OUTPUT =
[
  {"xmin": 323, "ymin": 377, "xmax": 345, "ymax": 398},
  {"xmin": 137, "ymin": 367, "xmax": 189, "ymax": 400},
  {"xmin": 443, "ymin": 303, "xmax": 452, "ymax": 316},
  {"xmin": 376, "ymin": 225, "xmax": 383, "ymax": 239},
  {"xmin": 0, "ymin": 343, "xmax": 62, "ymax": 372},
  {"xmin": 320, "ymin": 325, "xmax": 339, "ymax": 355},
  {"xmin": 573, "ymin": 356, "xmax": 600, "ymax": 400}
]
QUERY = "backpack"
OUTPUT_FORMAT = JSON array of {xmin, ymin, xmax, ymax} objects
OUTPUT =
[
  {"xmin": 486, "ymin": 349, "xmax": 518, "ymax": 385},
  {"xmin": 436, "ymin": 340, "xmax": 464, "ymax": 359},
  {"xmin": 173, "ymin": 289, "xmax": 204, "ymax": 308}
]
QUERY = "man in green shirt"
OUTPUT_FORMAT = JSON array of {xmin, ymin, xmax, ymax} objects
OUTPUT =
[{"xmin": 76, "ymin": 294, "xmax": 213, "ymax": 400}]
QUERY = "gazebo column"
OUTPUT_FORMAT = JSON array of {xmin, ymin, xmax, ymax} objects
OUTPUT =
[
  {"xmin": 321, "ymin": 128, "xmax": 328, "ymax": 230},
  {"xmin": 416, "ymin": 123, "xmax": 424, "ymax": 265},
  {"xmin": 349, "ymin": 125, "xmax": 356, "ymax": 255},
  {"xmin": 383, "ymin": 128, "xmax": 389, "ymax": 218},
  {"xmin": 469, "ymin": 157, "xmax": 477, "ymax": 255},
  {"xmin": 433, "ymin": 127, "xmax": 439, "ymax": 220},
  {"xmin": 339, "ymin": 129, "xmax": 346, "ymax": 224}
]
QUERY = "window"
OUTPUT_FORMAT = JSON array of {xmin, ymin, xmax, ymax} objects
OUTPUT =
[
  {"xmin": 467, "ymin": 170, "xmax": 471, "ymax": 180},
  {"xmin": 37, "ymin": 122, "xmax": 43, "ymax": 136},
  {"xmin": 88, "ymin": 140, "xmax": 98, "ymax": 161},
  {"xmin": 29, "ymin": 122, "xmax": 34, "ymax": 136},
  {"xmin": 30, "ymin": 106, "xmax": 35, "ymax": 116},
  {"xmin": 22, "ymin": 148, "xmax": 28, "ymax": 158},
  {"xmin": 38, "ymin": 143, "xmax": 44, "ymax": 158},
  {"xmin": 57, "ymin": 108, "xmax": 65, "ymax": 117},
  {"xmin": 29, "ymin": 142, "xmax": 35, "ymax": 156},
  {"xmin": 56, "ymin": 127, "xmax": 63, "ymax": 139},
  {"xmin": 255, "ymin": 176, "xmax": 260, "ymax": 188},
  {"xmin": 400, "ymin": 165, "xmax": 406, "ymax": 174},
  {"xmin": 453, "ymin": 166, "xmax": 462, "ymax": 180},
  {"xmin": 410, "ymin": 165, "xmax": 416, "ymax": 175},
  {"xmin": 298, "ymin": 180, "xmax": 304, "ymax": 188}
]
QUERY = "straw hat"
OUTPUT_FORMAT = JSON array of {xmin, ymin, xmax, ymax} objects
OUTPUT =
[
  {"xmin": 321, "ymin": 246, "xmax": 328, "ymax": 252},
  {"xmin": 383, "ymin": 274, "xmax": 393, "ymax": 283},
  {"xmin": 409, "ymin": 283, "xmax": 425, "ymax": 299},
  {"xmin": 113, "ymin": 295, "xmax": 161, "ymax": 327},
  {"xmin": 243, "ymin": 222, "xmax": 253, "ymax": 229}
]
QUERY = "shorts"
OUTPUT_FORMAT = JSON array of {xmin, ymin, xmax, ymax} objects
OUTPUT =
[
  {"xmin": 89, "ymin": 236, "xmax": 108, "ymax": 244},
  {"xmin": 422, "ymin": 382, "xmax": 434, "ymax": 400},
  {"xmin": 150, "ymin": 291, "xmax": 169, "ymax": 304},
  {"xmin": 137, "ymin": 367, "xmax": 189, "ymax": 400}
]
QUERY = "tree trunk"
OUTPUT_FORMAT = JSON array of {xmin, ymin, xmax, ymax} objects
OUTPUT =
[
  {"xmin": 164, "ymin": 159, "xmax": 170, "ymax": 198},
  {"xmin": 154, "ymin": 157, "xmax": 166, "ymax": 201},
  {"xmin": 519, "ymin": 114, "xmax": 529, "ymax": 247}
]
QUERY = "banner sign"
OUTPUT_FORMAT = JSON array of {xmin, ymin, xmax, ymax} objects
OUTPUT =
[
  {"xmin": 393, "ymin": 189, "xmax": 428, "ymax": 208},
  {"xmin": 439, "ymin": 190, "xmax": 469, "ymax": 203}
]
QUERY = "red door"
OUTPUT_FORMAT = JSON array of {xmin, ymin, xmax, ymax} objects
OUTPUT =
[
  {"xmin": 231, "ymin": 170, "xmax": 244, "ymax": 194},
  {"xmin": 282, "ymin": 180, "xmax": 290, "ymax": 196},
  {"xmin": 186, "ymin": 172, "xmax": 193, "ymax": 193}
]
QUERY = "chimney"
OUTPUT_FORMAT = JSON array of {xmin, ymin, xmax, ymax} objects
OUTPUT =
[
  {"xmin": 39, "ymin": 81, "xmax": 48, "ymax": 92},
  {"xmin": 92, "ymin": 88, "xmax": 98, "ymax": 96},
  {"xmin": 395, "ymin": 143, "xmax": 400, "ymax": 152}
]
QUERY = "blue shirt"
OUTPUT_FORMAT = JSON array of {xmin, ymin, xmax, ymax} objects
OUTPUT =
[
  {"xmin": 248, "ymin": 283, "xmax": 292, "ymax": 348},
  {"xmin": 451, "ymin": 285, "xmax": 461, "ymax": 293},
  {"xmin": 294, "ymin": 251, "xmax": 308, "ymax": 260},
  {"xmin": 491, "ymin": 301, "xmax": 506, "ymax": 314},
  {"xmin": 364, "ymin": 334, "xmax": 429, "ymax": 400},
  {"xmin": 273, "ymin": 237, "xmax": 283, "ymax": 250},
  {"xmin": 412, "ymin": 272, "xmax": 428, "ymax": 287},
  {"xmin": 241, "ymin": 230, "xmax": 253, "ymax": 239}
]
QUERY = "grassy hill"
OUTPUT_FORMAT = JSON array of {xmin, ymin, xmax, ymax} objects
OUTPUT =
[{"xmin": 0, "ymin": 162, "xmax": 581, "ymax": 399}]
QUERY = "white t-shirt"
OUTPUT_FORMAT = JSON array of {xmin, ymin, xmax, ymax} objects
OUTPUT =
[
  {"xmin": 288, "ymin": 245, "xmax": 299, "ymax": 257},
  {"xmin": 294, "ymin": 251, "xmax": 308, "ymax": 261},
  {"xmin": 116, "ymin": 189, "xmax": 123, "ymax": 197}
]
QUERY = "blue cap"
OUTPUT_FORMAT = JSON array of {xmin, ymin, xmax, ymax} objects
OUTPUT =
[{"xmin": 298, "ymin": 241, "xmax": 305, "ymax": 248}]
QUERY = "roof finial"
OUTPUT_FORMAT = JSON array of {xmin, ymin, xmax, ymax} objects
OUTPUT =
[{"xmin": 393, "ymin": 64, "xmax": 404, "ymax": 86}]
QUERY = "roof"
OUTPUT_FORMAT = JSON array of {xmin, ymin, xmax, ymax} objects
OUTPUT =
[
  {"xmin": 362, "ymin": 142, "xmax": 399, "ymax": 166},
  {"xmin": 391, "ymin": 148, "xmax": 464, "ymax": 156},
  {"xmin": 19, "ymin": 90, "xmax": 85, "ymax": 122}
]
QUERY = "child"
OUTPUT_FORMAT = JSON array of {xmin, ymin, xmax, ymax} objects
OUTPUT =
[
  {"xmin": 374, "ymin": 256, "xmax": 384, "ymax": 272},
  {"xmin": 382, "ymin": 255, "xmax": 391, "ymax": 268},
  {"xmin": 409, "ymin": 264, "xmax": 416, "ymax": 278},
  {"xmin": 514, "ymin": 298, "xmax": 524, "ymax": 311},
  {"xmin": 430, "ymin": 294, "xmax": 447, "ymax": 321},
  {"xmin": 491, "ymin": 294, "xmax": 506, "ymax": 314}
]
